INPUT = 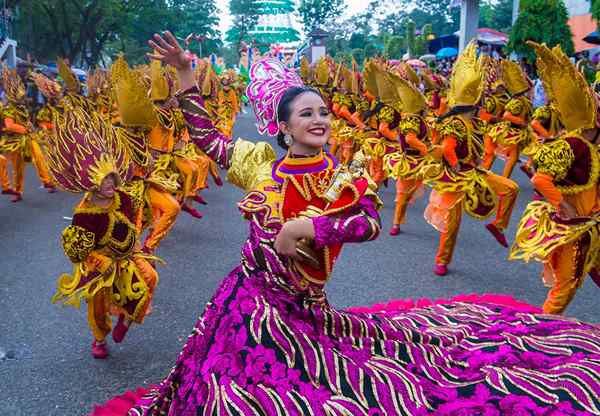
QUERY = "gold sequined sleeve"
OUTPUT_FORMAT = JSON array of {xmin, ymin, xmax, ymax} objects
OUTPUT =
[
  {"xmin": 226, "ymin": 139, "xmax": 277, "ymax": 192},
  {"xmin": 62, "ymin": 225, "xmax": 96, "ymax": 263}
]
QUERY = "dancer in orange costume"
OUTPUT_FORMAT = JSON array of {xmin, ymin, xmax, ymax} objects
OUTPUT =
[
  {"xmin": 511, "ymin": 42, "xmax": 600, "ymax": 314},
  {"xmin": 48, "ymin": 108, "xmax": 158, "ymax": 359},
  {"xmin": 1, "ymin": 65, "xmax": 55, "ymax": 201},
  {"xmin": 384, "ymin": 74, "xmax": 433, "ymax": 235},
  {"xmin": 484, "ymin": 60, "xmax": 532, "ymax": 178},
  {"xmin": 111, "ymin": 56, "xmax": 182, "ymax": 254},
  {"xmin": 425, "ymin": 43, "xmax": 519, "ymax": 276}
]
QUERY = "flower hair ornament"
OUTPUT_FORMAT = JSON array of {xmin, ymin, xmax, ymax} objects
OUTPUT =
[{"xmin": 246, "ymin": 59, "xmax": 304, "ymax": 136}]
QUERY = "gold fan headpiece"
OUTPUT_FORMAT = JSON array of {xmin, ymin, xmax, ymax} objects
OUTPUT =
[
  {"xmin": 351, "ymin": 58, "xmax": 360, "ymax": 95},
  {"xmin": 501, "ymin": 59, "xmax": 530, "ymax": 96},
  {"xmin": 315, "ymin": 58, "xmax": 329, "ymax": 86},
  {"xmin": 375, "ymin": 67, "xmax": 399, "ymax": 106},
  {"xmin": 111, "ymin": 56, "xmax": 157, "ymax": 128},
  {"xmin": 398, "ymin": 62, "xmax": 420, "ymax": 85},
  {"xmin": 528, "ymin": 41, "xmax": 596, "ymax": 131},
  {"xmin": 2, "ymin": 65, "xmax": 26, "ymax": 102},
  {"xmin": 299, "ymin": 56, "xmax": 312, "ymax": 82},
  {"xmin": 57, "ymin": 58, "xmax": 80, "ymax": 93},
  {"xmin": 150, "ymin": 59, "xmax": 171, "ymax": 102},
  {"xmin": 389, "ymin": 72, "xmax": 426, "ymax": 114},
  {"xmin": 447, "ymin": 41, "xmax": 483, "ymax": 108},
  {"xmin": 31, "ymin": 71, "xmax": 62, "ymax": 100},
  {"xmin": 363, "ymin": 61, "xmax": 379, "ymax": 98}
]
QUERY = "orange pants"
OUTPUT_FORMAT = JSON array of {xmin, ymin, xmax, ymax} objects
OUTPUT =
[
  {"xmin": 369, "ymin": 157, "xmax": 385, "ymax": 184},
  {"xmin": 30, "ymin": 140, "xmax": 53, "ymax": 186},
  {"xmin": 393, "ymin": 178, "xmax": 421, "ymax": 226},
  {"xmin": 86, "ymin": 257, "xmax": 158, "ymax": 341},
  {"xmin": 542, "ymin": 239, "xmax": 590, "ymax": 315},
  {"xmin": 484, "ymin": 142, "xmax": 520, "ymax": 178},
  {"xmin": 175, "ymin": 156, "xmax": 199, "ymax": 199},
  {"xmin": 144, "ymin": 185, "xmax": 180, "ymax": 251},
  {"xmin": 0, "ymin": 155, "xmax": 10, "ymax": 191},
  {"xmin": 435, "ymin": 172, "xmax": 518, "ymax": 265},
  {"xmin": 8, "ymin": 152, "xmax": 24, "ymax": 193}
]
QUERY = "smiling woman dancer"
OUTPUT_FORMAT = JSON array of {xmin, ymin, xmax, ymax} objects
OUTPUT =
[{"xmin": 93, "ymin": 32, "xmax": 600, "ymax": 416}]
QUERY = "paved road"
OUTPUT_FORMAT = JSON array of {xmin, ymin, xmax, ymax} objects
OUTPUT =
[{"xmin": 1, "ymin": 111, "xmax": 597, "ymax": 415}]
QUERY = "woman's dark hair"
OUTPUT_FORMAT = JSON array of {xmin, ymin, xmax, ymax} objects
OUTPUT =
[
  {"xmin": 437, "ymin": 104, "xmax": 478, "ymax": 122},
  {"xmin": 276, "ymin": 86, "xmax": 324, "ymax": 150}
]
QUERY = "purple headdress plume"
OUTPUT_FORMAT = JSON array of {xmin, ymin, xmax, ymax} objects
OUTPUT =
[{"xmin": 246, "ymin": 59, "xmax": 304, "ymax": 136}]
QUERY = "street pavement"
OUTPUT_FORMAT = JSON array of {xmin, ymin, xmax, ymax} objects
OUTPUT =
[{"xmin": 1, "ymin": 111, "xmax": 598, "ymax": 415}]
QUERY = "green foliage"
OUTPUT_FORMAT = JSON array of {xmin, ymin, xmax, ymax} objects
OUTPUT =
[
  {"xmin": 479, "ymin": 0, "xmax": 514, "ymax": 32},
  {"xmin": 12, "ymin": 0, "xmax": 221, "ymax": 66},
  {"xmin": 351, "ymin": 48, "xmax": 365, "ymax": 63},
  {"xmin": 298, "ymin": 0, "xmax": 344, "ymax": 33},
  {"xmin": 593, "ymin": 0, "xmax": 600, "ymax": 24},
  {"xmin": 383, "ymin": 36, "xmax": 405, "ymax": 59},
  {"xmin": 226, "ymin": 0, "xmax": 261, "ymax": 48},
  {"xmin": 508, "ymin": 0, "xmax": 574, "ymax": 62}
]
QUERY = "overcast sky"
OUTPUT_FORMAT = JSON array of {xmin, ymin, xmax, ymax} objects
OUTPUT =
[{"xmin": 214, "ymin": 0, "xmax": 368, "ymax": 34}]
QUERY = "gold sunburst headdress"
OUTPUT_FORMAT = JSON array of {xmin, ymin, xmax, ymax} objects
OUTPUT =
[
  {"xmin": 528, "ymin": 41, "xmax": 596, "ymax": 132},
  {"xmin": 57, "ymin": 58, "xmax": 81, "ymax": 94},
  {"xmin": 87, "ymin": 68, "xmax": 110, "ymax": 99},
  {"xmin": 397, "ymin": 62, "xmax": 420, "ymax": 85},
  {"xmin": 390, "ymin": 72, "xmax": 426, "ymax": 115},
  {"xmin": 363, "ymin": 61, "xmax": 379, "ymax": 98},
  {"xmin": 31, "ymin": 72, "xmax": 62, "ymax": 100},
  {"xmin": 150, "ymin": 59, "xmax": 171, "ymax": 102},
  {"xmin": 111, "ymin": 56, "xmax": 157, "ymax": 129},
  {"xmin": 501, "ymin": 59, "xmax": 530, "ymax": 96},
  {"xmin": 299, "ymin": 56, "xmax": 312, "ymax": 83},
  {"xmin": 46, "ymin": 107, "xmax": 131, "ymax": 193},
  {"xmin": 2, "ymin": 65, "xmax": 26, "ymax": 103},
  {"xmin": 314, "ymin": 57, "xmax": 330, "ymax": 86},
  {"xmin": 447, "ymin": 41, "xmax": 484, "ymax": 108}
]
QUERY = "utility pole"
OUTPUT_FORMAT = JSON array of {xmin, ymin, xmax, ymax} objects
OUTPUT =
[{"xmin": 512, "ymin": 0, "xmax": 520, "ymax": 24}]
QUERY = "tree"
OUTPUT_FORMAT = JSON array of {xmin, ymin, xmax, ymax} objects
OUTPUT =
[
  {"xmin": 172, "ymin": 0, "xmax": 222, "ymax": 57},
  {"xmin": 384, "ymin": 35, "xmax": 405, "ymax": 59},
  {"xmin": 508, "ymin": 0, "xmax": 574, "ymax": 62},
  {"xmin": 225, "ymin": 0, "xmax": 260, "ymax": 49},
  {"xmin": 592, "ymin": 0, "xmax": 600, "ymax": 25},
  {"xmin": 298, "ymin": 0, "xmax": 344, "ymax": 33},
  {"xmin": 351, "ymin": 48, "xmax": 365, "ymax": 63},
  {"xmin": 479, "ymin": 0, "xmax": 514, "ymax": 32}
]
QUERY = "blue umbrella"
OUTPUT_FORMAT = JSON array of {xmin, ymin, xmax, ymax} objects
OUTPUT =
[
  {"xmin": 583, "ymin": 31, "xmax": 600, "ymax": 45},
  {"xmin": 436, "ymin": 47, "xmax": 458, "ymax": 59}
]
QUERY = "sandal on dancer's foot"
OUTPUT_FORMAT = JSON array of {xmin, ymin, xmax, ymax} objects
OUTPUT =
[
  {"xmin": 193, "ymin": 194, "xmax": 207, "ymax": 205},
  {"xmin": 1, "ymin": 188, "xmax": 18, "ymax": 196},
  {"xmin": 11, "ymin": 193, "xmax": 22, "ymax": 203},
  {"xmin": 433, "ymin": 264, "xmax": 448, "ymax": 276},
  {"xmin": 389, "ymin": 225, "xmax": 401, "ymax": 236},
  {"xmin": 112, "ymin": 314, "xmax": 130, "ymax": 343},
  {"xmin": 181, "ymin": 203, "xmax": 203, "ymax": 219},
  {"xmin": 485, "ymin": 223, "xmax": 508, "ymax": 248},
  {"xmin": 91, "ymin": 340, "xmax": 109, "ymax": 359},
  {"xmin": 44, "ymin": 183, "xmax": 57, "ymax": 193}
]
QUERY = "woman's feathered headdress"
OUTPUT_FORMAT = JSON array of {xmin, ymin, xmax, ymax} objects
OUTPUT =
[
  {"xmin": 246, "ymin": 59, "xmax": 304, "ymax": 136},
  {"xmin": 46, "ymin": 107, "xmax": 132, "ymax": 193}
]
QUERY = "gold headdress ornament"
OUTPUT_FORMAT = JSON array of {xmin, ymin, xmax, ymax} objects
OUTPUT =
[
  {"xmin": 87, "ymin": 68, "xmax": 110, "ymax": 98},
  {"xmin": 447, "ymin": 41, "xmax": 484, "ymax": 108},
  {"xmin": 46, "ymin": 107, "xmax": 132, "ymax": 193},
  {"xmin": 351, "ymin": 58, "xmax": 360, "ymax": 95},
  {"xmin": 315, "ymin": 57, "xmax": 329, "ymax": 86},
  {"xmin": 341, "ymin": 65, "xmax": 353, "ymax": 92},
  {"xmin": 31, "ymin": 71, "xmax": 62, "ymax": 100},
  {"xmin": 398, "ymin": 62, "xmax": 420, "ymax": 85},
  {"xmin": 480, "ymin": 54, "xmax": 504, "ymax": 94},
  {"xmin": 57, "ymin": 58, "xmax": 80, "ymax": 93},
  {"xmin": 150, "ymin": 58, "xmax": 171, "ymax": 102},
  {"xmin": 299, "ymin": 56, "xmax": 311, "ymax": 82},
  {"xmin": 501, "ymin": 59, "xmax": 530, "ymax": 96},
  {"xmin": 421, "ymin": 71, "xmax": 437, "ymax": 91},
  {"xmin": 2, "ymin": 65, "xmax": 26, "ymax": 102},
  {"xmin": 363, "ymin": 61, "xmax": 379, "ymax": 98},
  {"xmin": 375, "ymin": 67, "xmax": 399, "ymax": 106},
  {"xmin": 389, "ymin": 72, "xmax": 426, "ymax": 114},
  {"xmin": 333, "ymin": 62, "xmax": 343, "ymax": 88},
  {"xmin": 111, "ymin": 56, "xmax": 157, "ymax": 128},
  {"xmin": 202, "ymin": 63, "xmax": 218, "ymax": 97},
  {"xmin": 528, "ymin": 41, "xmax": 596, "ymax": 131}
]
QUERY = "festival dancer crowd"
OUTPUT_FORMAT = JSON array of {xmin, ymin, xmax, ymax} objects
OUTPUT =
[{"xmin": 1, "ymin": 30, "xmax": 599, "ymax": 414}]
